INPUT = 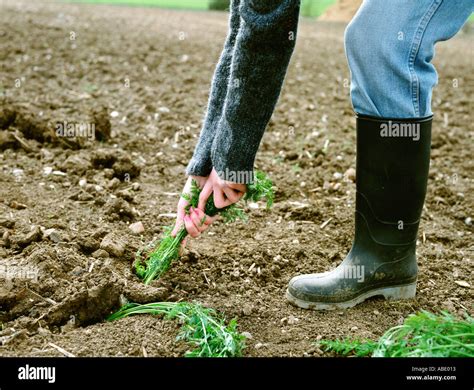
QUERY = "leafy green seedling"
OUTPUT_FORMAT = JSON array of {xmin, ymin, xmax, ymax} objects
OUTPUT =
[
  {"xmin": 108, "ymin": 301, "xmax": 246, "ymax": 357},
  {"xmin": 318, "ymin": 310, "xmax": 474, "ymax": 357}
]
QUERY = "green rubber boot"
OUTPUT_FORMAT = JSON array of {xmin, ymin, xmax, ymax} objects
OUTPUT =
[{"xmin": 286, "ymin": 115, "xmax": 432, "ymax": 310}]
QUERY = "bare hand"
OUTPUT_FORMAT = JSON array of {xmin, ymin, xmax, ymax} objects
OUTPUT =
[
  {"xmin": 171, "ymin": 175, "xmax": 218, "ymax": 239},
  {"xmin": 198, "ymin": 168, "xmax": 246, "ymax": 210}
]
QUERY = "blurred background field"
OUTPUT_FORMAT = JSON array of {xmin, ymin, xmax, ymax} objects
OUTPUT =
[
  {"xmin": 63, "ymin": 0, "xmax": 473, "ymax": 21},
  {"xmin": 65, "ymin": 0, "xmax": 338, "ymax": 17}
]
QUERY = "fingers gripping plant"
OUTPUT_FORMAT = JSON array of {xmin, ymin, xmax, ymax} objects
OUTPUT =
[{"xmin": 135, "ymin": 171, "xmax": 274, "ymax": 284}]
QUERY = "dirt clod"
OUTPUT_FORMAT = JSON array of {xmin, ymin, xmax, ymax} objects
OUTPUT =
[
  {"xmin": 91, "ymin": 107, "xmax": 112, "ymax": 142},
  {"xmin": 100, "ymin": 233, "xmax": 126, "ymax": 257},
  {"xmin": 13, "ymin": 226, "xmax": 43, "ymax": 249}
]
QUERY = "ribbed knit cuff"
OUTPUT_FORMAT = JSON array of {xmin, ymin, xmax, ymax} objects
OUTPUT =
[{"xmin": 186, "ymin": 155, "xmax": 213, "ymax": 177}]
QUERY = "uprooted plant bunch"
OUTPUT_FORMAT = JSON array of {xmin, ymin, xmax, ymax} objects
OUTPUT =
[
  {"xmin": 135, "ymin": 171, "xmax": 274, "ymax": 284},
  {"xmin": 113, "ymin": 172, "xmax": 274, "ymax": 357},
  {"xmin": 318, "ymin": 310, "xmax": 474, "ymax": 357},
  {"xmin": 107, "ymin": 301, "xmax": 246, "ymax": 357}
]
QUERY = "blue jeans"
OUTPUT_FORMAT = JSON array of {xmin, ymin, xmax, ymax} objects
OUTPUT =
[{"xmin": 345, "ymin": 0, "xmax": 473, "ymax": 118}]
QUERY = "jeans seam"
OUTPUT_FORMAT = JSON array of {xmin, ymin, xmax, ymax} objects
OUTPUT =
[{"xmin": 408, "ymin": 0, "xmax": 443, "ymax": 117}]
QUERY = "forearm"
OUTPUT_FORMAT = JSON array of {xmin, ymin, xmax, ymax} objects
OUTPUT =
[
  {"xmin": 186, "ymin": 0, "xmax": 242, "ymax": 177},
  {"xmin": 211, "ymin": 0, "xmax": 300, "ymax": 183}
]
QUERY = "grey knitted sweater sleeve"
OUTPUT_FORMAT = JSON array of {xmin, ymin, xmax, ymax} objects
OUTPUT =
[
  {"xmin": 186, "ymin": 0, "xmax": 300, "ymax": 183},
  {"xmin": 186, "ymin": 0, "xmax": 242, "ymax": 177}
]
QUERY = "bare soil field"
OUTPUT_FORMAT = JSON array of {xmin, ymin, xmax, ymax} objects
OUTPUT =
[{"xmin": 0, "ymin": 1, "xmax": 472, "ymax": 357}]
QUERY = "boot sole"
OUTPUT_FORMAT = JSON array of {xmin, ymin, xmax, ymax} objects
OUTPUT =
[{"xmin": 285, "ymin": 282, "xmax": 416, "ymax": 311}]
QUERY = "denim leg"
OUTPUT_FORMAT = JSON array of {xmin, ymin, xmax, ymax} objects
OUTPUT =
[
  {"xmin": 187, "ymin": 0, "xmax": 241, "ymax": 177},
  {"xmin": 345, "ymin": 0, "xmax": 473, "ymax": 118}
]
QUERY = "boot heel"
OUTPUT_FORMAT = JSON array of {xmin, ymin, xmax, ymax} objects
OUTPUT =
[{"xmin": 382, "ymin": 282, "xmax": 416, "ymax": 301}]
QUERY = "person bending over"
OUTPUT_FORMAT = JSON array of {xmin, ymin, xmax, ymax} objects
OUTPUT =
[{"xmin": 172, "ymin": 0, "xmax": 473, "ymax": 310}]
